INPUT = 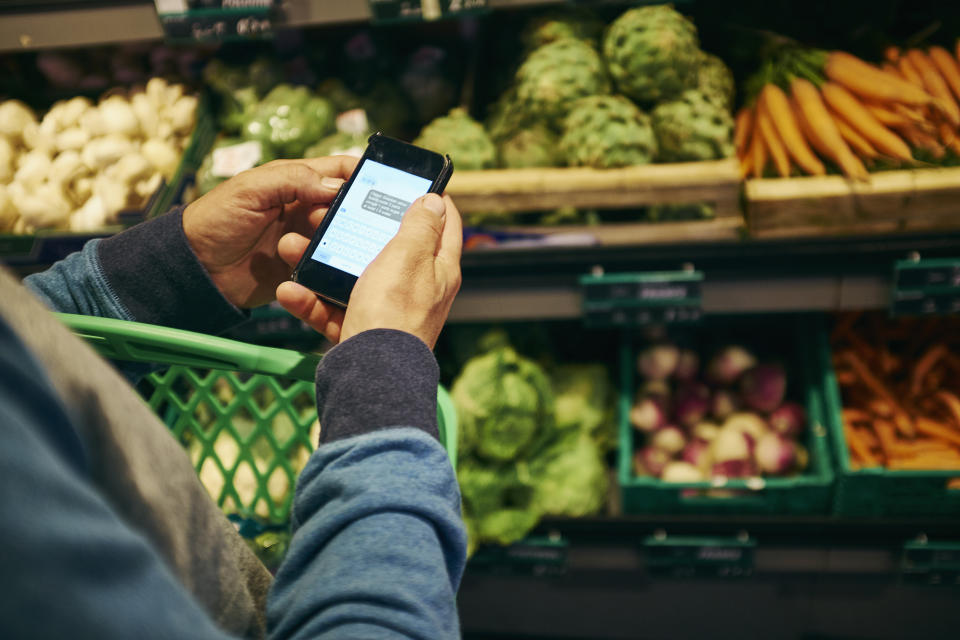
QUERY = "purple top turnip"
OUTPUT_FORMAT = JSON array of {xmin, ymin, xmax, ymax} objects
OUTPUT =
[
  {"xmin": 629, "ymin": 396, "xmax": 666, "ymax": 433},
  {"xmin": 674, "ymin": 348, "xmax": 700, "ymax": 381},
  {"xmin": 661, "ymin": 461, "xmax": 705, "ymax": 483},
  {"xmin": 754, "ymin": 432, "xmax": 797, "ymax": 475},
  {"xmin": 769, "ymin": 402, "xmax": 806, "ymax": 438},
  {"xmin": 651, "ymin": 425, "xmax": 687, "ymax": 455},
  {"xmin": 710, "ymin": 389, "xmax": 740, "ymax": 421},
  {"xmin": 634, "ymin": 447, "xmax": 670, "ymax": 477},
  {"xmin": 674, "ymin": 382, "xmax": 710, "ymax": 427},
  {"xmin": 707, "ymin": 346, "xmax": 757, "ymax": 385},
  {"xmin": 638, "ymin": 344, "xmax": 680, "ymax": 381},
  {"xmin": 681, "ymin": 439, "xmax": 712, "ymax": 471},
  {"xmin": 740, "ymin": 364, "xmax": 787, "ymax": 413}
]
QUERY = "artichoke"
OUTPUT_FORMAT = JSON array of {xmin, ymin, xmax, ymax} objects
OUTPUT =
[
  {"xmin": 514, "ymin": 39, "xmax": 610, "ymax": 124},
  {"xmin": 560, "ymin": 95, "xmax": 658, "ymax": 168},
  {"xmin": 414, "ymin": 107, "xmax": 497, "ymax": 171},
  {"xmin": 451, "ymin": 344, "xmax": 555, "ymax": 462},
  {"xmin": 602, "ymin": 4, "xmax": 701, "ymax": 104},
  {"xmin": 651, "ymin": 89, "xmax": 734, "ymax": 162},
  {"xmin": 485, "ymin": 88, "xmax": 536, "ymax": 145},
  {"xmin": 696, "ymin": 51, "xmax": 736, "ymax": 111},
  {"xmin": 498, "ymin": 125, "xmax": 561, "ymax": 168},
  {"xmin": 522, "ymin": 8, "xmax": 604, "ymax": 49}
]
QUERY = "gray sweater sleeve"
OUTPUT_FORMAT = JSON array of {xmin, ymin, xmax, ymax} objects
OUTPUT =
[{"xmin": 24, "ymin": 207, "xmax": 246, "ymax": 333}]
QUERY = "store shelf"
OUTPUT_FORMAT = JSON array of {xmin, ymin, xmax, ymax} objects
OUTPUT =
[
  {"xmin": 449, "ymin": 229, "xmax": 960, "ymax": 320},
  {"xmin": 0, "ymin": 0, "xmax": 561, "ymax": 51}
]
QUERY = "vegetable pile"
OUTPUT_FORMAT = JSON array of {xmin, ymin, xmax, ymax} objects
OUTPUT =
[
  {"xmin": 0, "ymin": 78, "xmax": 197, "ymax": 233},
  {"xmin": 738, "ymin": 43, "xmax": 960, "ymax": 180},
  {"xmin": 451, "ymin": 330, "xmax": 613, "ymax": 555},
  {"xmin": 630, "ymin": 342, "xmax": 809, "ymax": 484},
  {"xmin": 832, "ymin": 313, "xmax": 960, "ymax": 470}
]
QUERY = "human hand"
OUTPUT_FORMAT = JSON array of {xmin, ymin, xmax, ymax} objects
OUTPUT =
[
  {"xmin": 182, "ymin": 156, "xmax": 358, "ymax": 308},
  {"xmin": 276, "ymin": 192, "xmax": 462, "ymax": 348}
]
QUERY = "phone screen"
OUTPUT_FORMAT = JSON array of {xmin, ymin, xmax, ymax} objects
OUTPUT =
[{"xmin": 310, "ymin": 159, "xmax": 433, "ymax": 277}]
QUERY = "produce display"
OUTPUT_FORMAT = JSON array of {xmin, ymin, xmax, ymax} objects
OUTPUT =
[
  {"xmin": 416, "ymin": 5, "xmax": 735, "ymax": 172},
  {"xmin": 0, "ymin": 78, "xmax": 197, "ymax": 233},
  {"xmin": 738, "ymin": 45, "xmax": 960, "ymax": 179},
  {"xmin": 450, "ymin": 330, "xmax": 613, "ymax": 554},
  {"xmin": 832, "ymin": 313, "xmax": 960, "ymax": 470},
  {"xmin": 630, "ymin": 342, "xmax": 809, "ymax": 484}
]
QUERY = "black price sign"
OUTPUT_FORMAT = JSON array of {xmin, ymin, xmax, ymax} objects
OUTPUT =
[
  {"xmin": 367, "ymin": 0, "xmax": 487, "ymax": 23},
  {"xmin": 155, "ymin": 1, "xmax": 274, "ymax": 42},
  {"xmin": 643, "ymin": 535, "xmax": 755, "ymax": 578},
  {"xmin": 892, "ymin": 258, "xmax": 960, "ymax": 316},
  {"xmin": 580, "ymin": 270, "xmax": 703, "ymax": 328}
]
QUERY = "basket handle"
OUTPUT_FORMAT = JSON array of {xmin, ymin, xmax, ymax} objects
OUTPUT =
[{"xmin": 56, "ymin": 313, "xmax": 321, "ymax": 381}]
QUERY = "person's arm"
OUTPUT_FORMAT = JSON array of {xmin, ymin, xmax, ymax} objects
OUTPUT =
[
  {"xmin": 269, "ymin": 330, "xmax": 466, "ymax": 639},
  {"xmin": 23, "ymin": 207, "xmax": 246, "ymax": 334},
  {"xmin": 0, "ymin": 316, "xmax": 236, "ymax": 640}
]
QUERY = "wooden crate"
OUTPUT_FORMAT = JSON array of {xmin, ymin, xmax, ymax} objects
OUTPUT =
[
  {"xmin": 746, "ymin": 167, "xmax": 960, "ymax": 238},
  {"xmin": 445, "ymin": 159, "xmax": 743, "ymax": 246}
]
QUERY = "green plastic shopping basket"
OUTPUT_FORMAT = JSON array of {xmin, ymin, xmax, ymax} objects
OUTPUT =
[{"xmin": 57, "ymin": 313, "xmax": 458, "ymax": 525}]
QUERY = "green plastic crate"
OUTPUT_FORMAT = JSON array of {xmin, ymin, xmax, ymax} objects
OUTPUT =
[
  {"xmin": 819, "ymin": 330, "xmax": 960, "ymax": 517},
  {"xmin": 618, "ymin": 316, "xmax": 834, "ymax": 515},
  {"xmin": 58, "ymin": 313, "xmax": 458, "ymax": 525}
]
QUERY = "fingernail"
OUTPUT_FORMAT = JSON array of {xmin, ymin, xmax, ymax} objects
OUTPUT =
[
  {"xmin": 421, "ymin": 193, "xmax": 445, "ymax": 216},
  {"xmin": 321, "ymin": 176, "xmax": 343, "ymax": 189}
]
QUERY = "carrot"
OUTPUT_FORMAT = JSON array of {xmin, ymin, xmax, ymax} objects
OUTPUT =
[
  {"xmin": 888, "ymin": 456, "xmax": 960, "ymax": 471},
  {"xmin": 895, "ymin": 124, "xmax": 947, "ymax": 159},
  {"xmin": 821, "ymin": 82, "xmax": 914, "ymax": 162},
  {"xmin": 873, "ymin": 419, "xmax": 899, "ymax": 460},
  {"xmin": 759, "ymin": 83, "xmax": 825, "ymax": 176},
  {"xmin": 885, "ymin": 46, "xmax": 901, "ymax": 63},
  {"xmin": 734, "ymin": 106, "xmax": 754, "ymax": 158},
  {"xmin": 911, "ymin": 344, "xmax": 948, "ymax": 395},
  {"xmin": 869, "ymin": 398, "xmax": 894, "ymax": 417},
  {"xmin": 756, "ymin": 95, "xmax": 792, "ymax": 177},
  {"xmin": 833, "ymin": 114, "xmax": 879, "ymax": 159},
  {"xmin": 893, "ymin": 411, "xmax": 916, "ymax": 439},
  {"xmin": 898, "ymin": 55, "xmax": 925, "ymax": 86},
  {"xmin": 929, "ymin": 46, "xmax": 960, "ymax": 104},
  {"xmin": 935, "ymin": 390, "xmax": 960, "ymax": 427},
  {"xmin": 790, "ymin": 78, "xmax": 870, "ymax": 180},
  {"xmin": 906, "ymin": 49, "xmax": 960, "ymax": 127},
  {"xmin": 748, "ymin": 118, "xmax": 767, "ymax": 179},
  {"xmin": 939, "ymin": 120, "xmax": 960, "ymax": 155},
  {"xmin": 843, "ymin": 408, "xmax": 873, "ymax": 423},
  {"xmin": 824, "ymin": 50, "xmax": 935, "ymax": 106},
  {"xmin": 841, "ymin": 351, "xmax": 900, "ymax": 406},
  {"xmin": 845, "ymin": 424, "xmax": 880, "ymax": 467},
  {"xmin": 863, "ymin": 101, "xmax": 913, "ymax": 128},
  {"xmin": 857, "ymin": 426, "xmax": 881, "ymax": 451},
  {"xmin": 915, "ymin": 417, "xmax": 960, "ymax": 448}
]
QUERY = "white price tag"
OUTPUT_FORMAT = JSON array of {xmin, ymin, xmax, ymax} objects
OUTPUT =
[
  {"xmin": 155, "ymin": 0, "xmax": 188, "ymax": 14},
  {"xmin": 336, "ymin": 109, "xmax": 369, "ymax": 136},
  {"xmin": 212, "ymin": 141, "xmax": 263, "ymax": 178}
]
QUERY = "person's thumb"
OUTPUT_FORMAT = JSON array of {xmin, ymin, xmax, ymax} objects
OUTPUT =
[{"xmin": 391, "ymin": 193, "xmax": 446, "ymax": 254}]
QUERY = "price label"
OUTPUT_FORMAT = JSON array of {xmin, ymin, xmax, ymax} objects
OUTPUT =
[
  {"xmin": 212, "ymin": 141, "xmax": 263, "ymax": 178},
  {"xmin": 155, "ymin": 1, "xmax": 274, "ymax": 42},
  {"xmin": 643, "ymin": 535, "xmax": 755, "ymax": 578},
  {"xmin": 892, "ymin": 258, "xmax": 960, "ymax": 316},
  {"xmin": 580, "ymin": 270, "xmax": 703, "ymax": 328},
  {"xmin": 367, "ymin": 0, "xmax": 487, "ymax": 23}
]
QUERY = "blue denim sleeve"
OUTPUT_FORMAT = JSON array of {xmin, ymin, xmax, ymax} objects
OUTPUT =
[
  {"xmin": 268, "ymin": 329, "xmax": 467, "ymax": 639},
  {"xmin": 268, "ymin": 429, "xmax": 466, "ymax": 640}
]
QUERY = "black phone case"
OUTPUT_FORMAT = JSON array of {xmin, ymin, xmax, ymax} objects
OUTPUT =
[{"xmin": 291, "ymin": 134, "xmax": 454, "ymax": 307}]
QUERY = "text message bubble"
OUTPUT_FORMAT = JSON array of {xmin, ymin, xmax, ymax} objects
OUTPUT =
[{"xmin": 361, "ymin": 190, "xmax": 412, "ymax": 222}]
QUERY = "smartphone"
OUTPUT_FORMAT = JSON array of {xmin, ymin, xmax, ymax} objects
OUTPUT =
[{"xmin": 292, "ymin": 133, "xmax": 453, "ymax": 307}]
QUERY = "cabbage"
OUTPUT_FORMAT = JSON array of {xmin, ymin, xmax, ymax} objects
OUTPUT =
[{"xmin": 451, "ymin": 344, "xmax": 554, "ymax": 462}]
